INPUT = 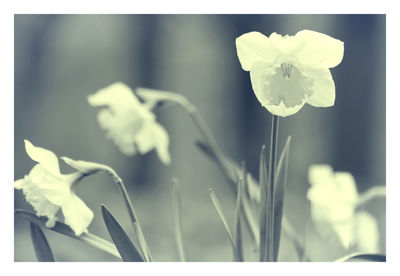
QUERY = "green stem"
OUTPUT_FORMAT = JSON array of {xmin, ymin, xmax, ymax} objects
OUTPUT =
[
  {"xmin": 163, "ymin": 95, "xmax": 237, "ymax": 191},
  {"xmin": 110, "ymin": 173, "xmax": 152, "ymax": 261},
  {"xmin": 267, "ymin": 115, "xmax": 279, "ymax": 261},
  {"xmin": 356, "ymin": 186, "xmax": 386, "ymax": 207}
]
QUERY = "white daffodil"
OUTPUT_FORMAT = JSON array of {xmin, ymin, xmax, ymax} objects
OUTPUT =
[
  {"xmin": 88, "ymin": 82, "xmax": 171, "ymax": 165},
  {"xmin": 236, "ymin": 30, "xmax": 344, "ymax": 117},
  {"xmin": 14, "ymin": 140, "xmax": 94, "ymax": 235},
  {"xmin": 307, "ymin": 165, "xmax": 379, "ymax": 252}
]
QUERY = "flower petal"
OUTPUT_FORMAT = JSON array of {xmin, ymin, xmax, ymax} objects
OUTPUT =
[
  {"xmin": 308, "ymin": 164, "xmax": 334, "ymax": 186},
  {"xmin": 269, "ymin": 32, "xmax": 303, "ymax": 56},
  {"xmin": 295, "ymin": 30, "xmax": 344, "ymax": 69},
  {"xmin": 331, "ymin": 220, "xmax": 353, "ymax": 249},
  {"xmin": 14, "ymin": 178, "xmax": 25, "ymax": 190},
  {"xmin": 61, "ymin": 193, "xmax": 94, "ymax": 236},
  {"xmin": 24, "ymin": 140, "xmax": 60, "ymax": 175},
  {"xmin": 354, "ymin": 211, "xmax": 379, "ymax": 253},
  {"xmin": 264, "ymin": 101, "xmax": 305, "ymax": 117},
  {"xmin": 236, "ymin": 31, "xmax": 280, "ymax": 71},
  {"xmin": 152, "ymin": 124, "xmax": 171, "ymax": 165},
  {"xmin": 304, "ymin": 68, "xmax": 335, "ymax": 107},
  {"xmin": 15, "ymin": 172, "xmax": 61, "ymax": 222},
  {"xmin": 135, "ymin": 121, "xmax": 171, "ymax": 165},
  {"xmin": 88, "ymin": 82, "xmax": 142, "ymax": 110},
  {"xmin": 335, "ymin": 172, "xmax": 358, "ymax": 203},
  {"xmin": 61, "ymin": 156, "xmax": 113, "ymax": 175}
]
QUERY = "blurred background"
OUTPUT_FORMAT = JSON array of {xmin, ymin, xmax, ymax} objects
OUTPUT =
[{"xmin": 14, "ymin": 14, "xmax": 385, "ymax": 262}]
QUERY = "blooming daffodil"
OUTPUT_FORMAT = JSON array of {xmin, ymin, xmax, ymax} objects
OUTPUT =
[
  {"xmin": 14, "ymin": 140, "xmax": 94, "ymax": 235},
  {"xmin": 88, "ymin": 82, "xmax": 171, "ymax": 165},
  {"xmin": 307, "ymin": 164, "xmax": 380, "ymax": 253},
  {"xmin": 236, "ymin": 30, "xmax": 344, "ymax": 117}
]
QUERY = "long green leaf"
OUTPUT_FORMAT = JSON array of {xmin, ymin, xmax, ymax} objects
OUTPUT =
[
  {"xmin": 16, "ymin": 209, "xmax": 120, "ymax": 259},
  {"xmin": 209, "ymin": 188, "xmax": 239, "ymax": 261},
  {"xmin": 196, "ymin": 140, "xmax": 308, "ymax": 261},
  {"xmin": 29, "ymin": 222, "xmax": 56, "ymax": 262},
  {"xmin": 197, "ymin": 140, "xmax": 260, "ymax": 248},
  {"xmin": 172, "ymin": 178, "xmax": 186, "ymax": 261},
  {"xmin": 234, "ymin": 177, "xmax": 244, "ymax": 261},
  {"xmin": 101, "ymin": 205, "xmax": 145, "ymax": 262},
  {"xmin": 335, "ymin": 253, "xmax": 386, "ymax": 262},
  {"xmin": 113, "ymin": 176, "xmax": 151, "ymax": 261},
  {"xmin": 272, "ymin": 136, "xmax": 291, "ymax": 261}
]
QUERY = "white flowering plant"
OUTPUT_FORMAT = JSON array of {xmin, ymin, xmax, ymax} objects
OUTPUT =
[{"xmin": 14, "ymin": 29, "xmax": 385, "ymax": 262}]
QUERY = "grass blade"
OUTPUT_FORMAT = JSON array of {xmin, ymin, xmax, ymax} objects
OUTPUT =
[
  {"xmin": 172, "ymin": 178, "xmax": 186, "ymax": 262},
  {"xmin": 335, "ymin": 253, "xmax": 386, "ymax": 262},
  {"xmin": 234, "ymin": 177, "xmax": 244, "ymax": 261},
  {"xmin": 101, "ymin": 205, "xmax": 145, "ymax": 262},
  {"xmin": 196, "ymin": 140, "xmax": 309, "ymax": 261},
  {"xmin": 16, "ymin": 209, "xmax": 120, "ymax": 259},
  {"xmin": 241, "ymin": 185, "xmax": 260, "ymax": 248},
  {"xmin": 209, "ymin": 188, "xmax": 239, "ymax": 261},
  {"xmin": 197, "ymin": 141, "xmax": 260, "ymax": 248},
  {"xmin": 272, "ymin": 136, "xmax": 291, "ymax": 261},
  {"xmin": 30, "ymin": 222, "xmax": 56, "ymax": 262}
]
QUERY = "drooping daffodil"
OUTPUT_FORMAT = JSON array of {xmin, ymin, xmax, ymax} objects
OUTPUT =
[
  {"xmin": 307, "ymin": 164, "xmax": 380, "ymax": 253},
  {"xmin": 236, "ymin": 30, "xmax": 344, "ymax": 117},
  {"xmin": 14, "ymin": 140, "xmax": 94, "ymax": 235},
  {"xmin": 88, "ymin": 82, "xmax": 171, "ymax": 165}
]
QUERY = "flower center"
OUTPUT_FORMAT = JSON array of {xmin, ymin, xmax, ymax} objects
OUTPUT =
[
  {"xmin": 280, "ymin": 63, "xmax": 293, "ymax": 79},
  {"xmin": 260, "ymin": 63, "xmax": 313, "ymax": 108}
]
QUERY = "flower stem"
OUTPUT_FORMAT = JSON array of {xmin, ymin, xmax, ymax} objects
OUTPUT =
[
  {"xmin": 356, "ymin": 186, "xmax": 386, "ymax": 207},
  {"xmin": 167, "ymin": 95, "xmax": 236, "ymax": 190},
  {"xmin": 110, "ymin": 173, "xmax": 152, "ymax": 261},
  {"xmin": 267, "ymin": 115, "xmax": 279, "ymax": 261}
]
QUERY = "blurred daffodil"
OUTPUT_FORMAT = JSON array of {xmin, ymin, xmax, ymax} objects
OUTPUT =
[
  {"xmin": 236, "ymin": 30, "xmax": 344, "ymax": 117},
  {"xmin": 14, "ymin": 140, "xmax": 94, "ymax": 235},
  {"xmin": 88, "ymin": 82, "xmax": 171, "ymax": 165},
  {"xmin": 307, "ymin": 165, "xmax": 380, "ymax": 253}
]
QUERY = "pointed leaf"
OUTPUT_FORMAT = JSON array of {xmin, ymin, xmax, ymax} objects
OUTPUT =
[
  {"xmin": 16, "ymin": 209, "xmax": 120, "ymax": 259},
  {"xmin": 172, "ymin": 178, "xmax": 186, "ymax": 261},
  {"xmin": 335, "ymin": 253, "xmax": 386, "ymax": 262},
  {"xmin": 272, "ymin": 136, "xmax": 291, "ymax": 261},
  {"xmin": 30, "ymin": 222, "xmax": 56, "ymax": 262},
  {"xmin": 101, "ymin": 205, "xmax": 145, "ymax": 262},
  {"xmin": 209, "ymin": 188, "xmax": 239, "ymax": 261},
  {"xmin": 196, "ymin": 140, "xmax": 308, "ymax": 261},
  {"xmin": 234, "ymin": 177, "xmax": 244, "ymax": 261}
]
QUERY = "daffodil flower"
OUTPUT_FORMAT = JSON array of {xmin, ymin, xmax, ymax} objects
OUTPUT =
[
  {"xmin": 88, "ymin": 82, "xmax": 171, "ymax": 165},
  {"xmin": 236, "ymin": 30, "xmax": 344, "ymax": 117},
  {"xmin": 307, "ymin": 165, "xmax": 380, "ymax": 253},
  {"xmin": 14, "ymin": 140, "xmax": 94, "ymax": 235}
]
